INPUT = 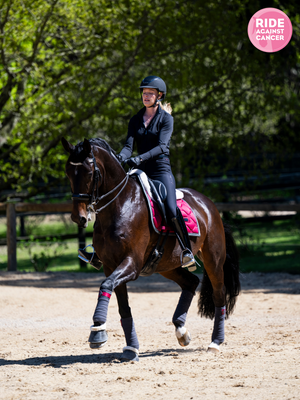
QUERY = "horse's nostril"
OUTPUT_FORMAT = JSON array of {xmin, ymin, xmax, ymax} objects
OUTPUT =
[
  {"xmin": 79, "ymin": 216, "xmax": 87, "ymax": 226},
  {"xmin": 71, "ymin": 214, "xmax": 86, "ymax": 227}
]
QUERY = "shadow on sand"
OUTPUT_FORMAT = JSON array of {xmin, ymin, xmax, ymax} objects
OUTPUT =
[
  {"xmin": 0, "ymin": 271, "xmax": 299, "ymax": 294},
  {"xmin": 0, "ymin": 347, "xmax": 207, "ymax": 367}
]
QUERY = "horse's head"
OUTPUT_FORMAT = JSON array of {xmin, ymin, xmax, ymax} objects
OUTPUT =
[{"xmin": 62, "ymin": 137, "xmax": 97, "ymax": 228}]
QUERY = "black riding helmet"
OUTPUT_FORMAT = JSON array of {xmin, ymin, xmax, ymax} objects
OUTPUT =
[{"xmin": 139, "ymin": 75, "xmax": 167, "ymax": 103}]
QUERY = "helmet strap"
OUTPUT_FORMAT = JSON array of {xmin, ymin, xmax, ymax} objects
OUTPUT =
[{"xmin": 148, "ymin": 93, "xmax": 162, "ymax": 108}]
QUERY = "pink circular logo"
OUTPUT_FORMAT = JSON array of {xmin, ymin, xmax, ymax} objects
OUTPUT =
[{"xmin": 248, "ymin": 8, "xmax": 293, "ymax": 53}]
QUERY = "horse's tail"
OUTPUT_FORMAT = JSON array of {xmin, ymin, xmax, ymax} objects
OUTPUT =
[{"xmin": 198, "ymin": 221, "xmax": 241, "ymax": 319}]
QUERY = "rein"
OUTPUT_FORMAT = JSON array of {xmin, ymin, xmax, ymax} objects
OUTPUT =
[
  {"xmin": 71, "ymin": 146, "xmax": 129, "ymax": 216},
  {"xmin": 94, "ymin": 174, "xmax": 129, "ymax": 214}
]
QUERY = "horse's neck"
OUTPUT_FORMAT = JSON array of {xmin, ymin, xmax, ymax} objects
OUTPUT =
[
  {"xmin": 94, "ymin": 175, "xmax": 140, "ymax": 228},
  {"xmin": 96, "ymin": 148, "xmax": 126, "ymax": 195}
]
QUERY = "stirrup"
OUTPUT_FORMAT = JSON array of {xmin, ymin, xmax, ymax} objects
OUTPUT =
[
  {"xmin": 78, "ymin": 244, "xmax": 95, "ymax": 263},
  {"xmin": 180, "ymin": 250, "xmax": 197, "ymax": 272}
]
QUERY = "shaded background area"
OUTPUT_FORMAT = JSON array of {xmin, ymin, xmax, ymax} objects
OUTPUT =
[
  {"xmin": 0, "ymin": 271, "xmax": 300, "ymax": 294},
  {"xmin": 1, "ymin": 0, "xmax": 300, "ymax": 273},
  {"xmin": 1, "ymin": 213, "xmax": 299, "ymax": 274},
  {"xmin": 1, "ymin": 0, "xmax": 300, "ymax": 201}
]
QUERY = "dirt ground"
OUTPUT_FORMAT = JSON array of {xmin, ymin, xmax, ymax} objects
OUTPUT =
[{"xmin": 0, "ymin": 271, "xmax": 299, "ymax": 400}]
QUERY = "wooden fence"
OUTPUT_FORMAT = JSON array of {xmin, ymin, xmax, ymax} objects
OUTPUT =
[{"xmin": 1, "ymin": 201, "xmax": 300, "ymax": 271}]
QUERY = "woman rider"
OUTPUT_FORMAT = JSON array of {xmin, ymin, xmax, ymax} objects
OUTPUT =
[
  {"xmin": 79, "ymin": 76, "xmax": 195, "ymax": 269},
  {"xmin": 117, "ymin": 75, "xmax": 195, "ymax": 269}
]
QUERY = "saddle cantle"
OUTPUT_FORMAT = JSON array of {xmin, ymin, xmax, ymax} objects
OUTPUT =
[{"xmin": 129, "ymin": 169, "xmax": 200, "ymax": 237}]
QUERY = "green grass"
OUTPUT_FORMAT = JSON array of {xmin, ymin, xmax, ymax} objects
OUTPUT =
[
  {"xmin": 0, "ymin": 239, "xmax": 98, "ymax": 272},
  {"xmin": 0, "ymin": 215, "xmax": 96, "ymax": 273},
  {"xmin": 0, "ymin": 214, "xmax": 94, "ymax": 238},
  {"xmin": 0, "ymin": 215, "xmax": 300, "ymax": 274},
  {"xmin": 232, "ymin": 218, "xmax": 300, "ymax": 274}
]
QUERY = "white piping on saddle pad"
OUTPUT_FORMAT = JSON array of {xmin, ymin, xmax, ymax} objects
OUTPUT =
[
  {"xmin": 176, "ymin": 189, "xmax": 184, "ymax": 200},
  {"xmin": 129, "ymin": 169, "xmax": 152, "ymax": 197},
  {"xmin": 129, "ymin": 169, "xmax": 184, "ymax": 200}
]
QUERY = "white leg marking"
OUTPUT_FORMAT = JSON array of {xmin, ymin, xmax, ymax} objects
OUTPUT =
[
  {"xmin": 175, "ymin": 326, "xmax": 191, "ymax": 347},
  {"xmin": 207, "ymin": 341, "xmax": 220, "ymax": 353}
]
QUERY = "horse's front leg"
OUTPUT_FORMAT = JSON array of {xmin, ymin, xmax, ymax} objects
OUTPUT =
[
  {"xmin": 114, "ymin": 283, "xmax": 139, "ymax": 361},
  {"xmin": 88, "ymin": 257, "xmax": 139, "ymax": 354}
]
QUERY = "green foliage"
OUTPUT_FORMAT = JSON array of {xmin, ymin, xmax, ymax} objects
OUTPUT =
[
  {"xmin": 1, "ymin": 214, "xmax": 299, "ymax": 273},
  {"xmin": 19, "ymin": 239, "xmax": 68, "ymax": 272},
  {"xmin": 0, "ymin": 0, "xmax": 300, "ymax": 200},
  {"xmin": 229, "ymin": 216, "xmax": 300, "ymax": 274}
]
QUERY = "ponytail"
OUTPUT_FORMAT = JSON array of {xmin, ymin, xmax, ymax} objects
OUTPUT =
[{"xmin": 159, "ymin": 102, "xmax": 172, "ymax": 115}]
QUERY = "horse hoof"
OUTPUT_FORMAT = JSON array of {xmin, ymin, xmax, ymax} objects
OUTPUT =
[
  {"xmin": 207, "ymin": 342, "xmax": 220, "ymax": 354},
  {"xmin": 176, "ymin": 326, "xmax": 191, "ymax": 347},
  {"xmin": 88, "ymin": 325, "xmax": 108, "ymax": 349},
  {"xmin": 89, "ymin": 341, "xmax": 107, "ymax": 349},
  {"xmin": 121, "ymin": 346, "xmax": 139, "ymax": 362},
  {"xmin": 121, "ymin": 350, "xmax": 139, "ymax": 362}
]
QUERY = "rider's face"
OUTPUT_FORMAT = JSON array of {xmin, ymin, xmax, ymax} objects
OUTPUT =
[{"xmin": 142, "ymin": 88, "xmax": 161, "ymax": 107}]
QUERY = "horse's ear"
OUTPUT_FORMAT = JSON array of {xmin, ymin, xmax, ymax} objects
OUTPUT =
[
  {"xmin": 83, "ymin": 138, "xmax": 91, "ymax": 154},
  {"xmin": 61, "ymin": 137, "xmax": 75, "ymax": 154}
]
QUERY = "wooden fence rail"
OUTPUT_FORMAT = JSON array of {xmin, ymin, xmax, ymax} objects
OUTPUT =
[{"xmin": 1, "ymin": 202, "xmax": 299, "ymax": 271}]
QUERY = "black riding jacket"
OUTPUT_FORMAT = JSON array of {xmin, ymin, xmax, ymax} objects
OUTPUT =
[{"xmin": 120, "ymin": 106, "xmax": 174, "ymax": 163}]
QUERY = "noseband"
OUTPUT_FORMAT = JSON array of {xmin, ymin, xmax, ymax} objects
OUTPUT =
[{"xmin": 70, "ymin": 146, "xmax": 129, "ymax": 215}]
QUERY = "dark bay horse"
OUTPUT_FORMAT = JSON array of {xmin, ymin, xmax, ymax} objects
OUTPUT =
[{"xmin": 62, "ymin": 137, "xmax": 240, "ymax": 361}]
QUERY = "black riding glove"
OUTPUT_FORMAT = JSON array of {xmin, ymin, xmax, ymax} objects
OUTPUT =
[
  {"xmin": 116, "ymin": 153, "xmax": 126, "ymax": 163},
  {"xmin": 127, "ymin": 156, "xmax": 143, "ymax": 168}
]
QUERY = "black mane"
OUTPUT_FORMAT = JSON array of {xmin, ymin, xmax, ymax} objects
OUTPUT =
[
  {"xmin": 70, "ymin": 138, "xmax": 116, "ymax": 163},
  {"xmin": 89, "ymin": 138, "xmax": 116, "ymax": 156}
]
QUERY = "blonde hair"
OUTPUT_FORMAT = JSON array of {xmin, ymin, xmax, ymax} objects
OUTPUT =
[{"xmin": 159, "ymin": 102, "xmax": 172, "ymax": 115}]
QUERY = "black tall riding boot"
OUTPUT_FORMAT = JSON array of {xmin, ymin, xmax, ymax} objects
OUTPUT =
[{"xmin": 171, "ymin": 208, "xmax": 196, "ymax": 271}]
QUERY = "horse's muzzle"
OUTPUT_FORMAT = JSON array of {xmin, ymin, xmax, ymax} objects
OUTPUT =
[{"xmin": 71, "ymin": 212, "xmax": 88, "ymax": 228}]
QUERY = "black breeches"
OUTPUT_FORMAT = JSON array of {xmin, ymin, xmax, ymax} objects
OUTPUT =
[{"xmin": 141, "ymin": 159, "xmax": 177, "ymax": 221}]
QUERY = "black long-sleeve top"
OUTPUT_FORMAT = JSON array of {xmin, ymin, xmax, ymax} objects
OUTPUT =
[{"xmin": 120, "ymin": 105, "xmax": 174, "ymax": 163}]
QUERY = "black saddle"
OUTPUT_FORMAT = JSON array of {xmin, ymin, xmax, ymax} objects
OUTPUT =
[{"xmin": 148, "ymin": 179, "xmax": 167, "ymax": 224}]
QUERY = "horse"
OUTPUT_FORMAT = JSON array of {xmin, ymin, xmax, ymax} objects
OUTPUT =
[{"xmin": 62, "ymin": 136, "xmax": 240, "ymax": 362}]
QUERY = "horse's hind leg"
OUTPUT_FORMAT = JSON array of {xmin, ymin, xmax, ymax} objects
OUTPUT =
[
  {"xmin": 199, "ymin": 243, "xmax": 226, "ymax": 353},
  {"xmin": 114, "ymin": 283, "xmax": 139, "ymax": 361},
  {"xmin": 159, "ymin": 268, "xmax": 200, "ymax": 347}
]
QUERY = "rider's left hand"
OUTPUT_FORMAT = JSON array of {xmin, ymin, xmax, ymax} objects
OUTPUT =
[
  {"xmin": 116, "ymin": 153, "xmax": 126, "ymax": 163},
  {"xmin": 127, "ymin": 156, "xmax": 143, "ymax": 168}
]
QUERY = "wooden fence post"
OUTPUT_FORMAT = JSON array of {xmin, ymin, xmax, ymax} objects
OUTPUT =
[{"xmin": 6, "ymin": 201, "xmax": 17, "ymax": 271}]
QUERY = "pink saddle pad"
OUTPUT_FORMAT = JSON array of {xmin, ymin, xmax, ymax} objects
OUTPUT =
[{"xmin": 148, "ymin": 195, "xmax": 200, "ymax": 236}]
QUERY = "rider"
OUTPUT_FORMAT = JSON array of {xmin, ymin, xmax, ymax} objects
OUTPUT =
[
  {"xmin": 79, "ymin": 75, "xmax": 195, "ymax": 269},
  {"xmin": 118, "ymin": 75, "xmax": 195, "ymax": 269}
]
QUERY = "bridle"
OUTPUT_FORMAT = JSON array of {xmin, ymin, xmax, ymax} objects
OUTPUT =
[{"xmin": 70, "ymin": 146, "xmax": 129, "ymax": 217}]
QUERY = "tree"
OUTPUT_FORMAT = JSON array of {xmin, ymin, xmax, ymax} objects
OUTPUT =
[{"xmin": 0, "ymin": 0, "xmax": 299, "ymax": 201}]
